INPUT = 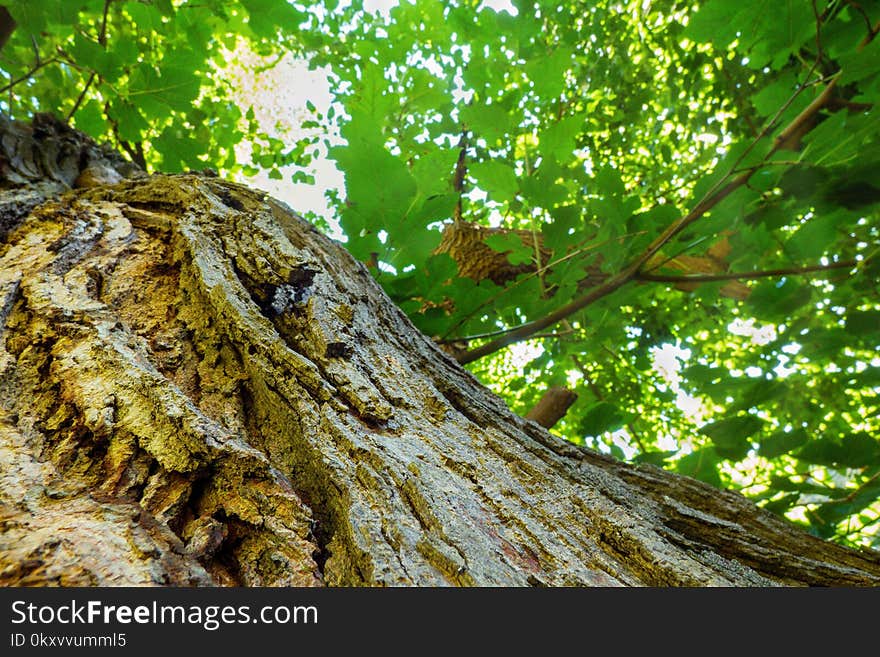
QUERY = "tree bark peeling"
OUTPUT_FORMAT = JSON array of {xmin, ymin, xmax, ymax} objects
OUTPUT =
[{"xmin": 2, "ymin": 115, "xmax": 879, "ymax": 587}]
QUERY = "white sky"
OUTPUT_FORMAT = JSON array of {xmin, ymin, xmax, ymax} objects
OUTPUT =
[
  {"xmin": 227, "ymin": 53, "xmax": 343, "ymax": 227},
  {"xmin": 228, "ymin": 0, "xmax": 517, "ymax": 228}
]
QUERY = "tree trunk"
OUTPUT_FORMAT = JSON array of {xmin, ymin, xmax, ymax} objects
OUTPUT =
[{"xmin": 1, "ymin": 114, "xmax": 878, "ymax": 587}]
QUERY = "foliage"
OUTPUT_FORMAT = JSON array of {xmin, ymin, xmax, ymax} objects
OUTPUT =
[{"xmin": 3, "ymin": 0, "xmax": 879, "ymax": 548}]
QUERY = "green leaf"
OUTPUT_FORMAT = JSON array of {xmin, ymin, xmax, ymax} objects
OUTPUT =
[
  {"xmin": 675, "ymin": 447, "xmax": 723, "ymax": 487},
  {"xmin": 108, "ymin": 100, "xmax": 149, "ymax": 142},
  {"xmin": 333, "ymin": 142, "xmax": 418, "ymax": 247},
  {"xmin": 290, "ymin": 170, "xmax": 315, "ymax": 185},
  {"xmin": 811, "ymin": 476, "xmax": 880, "ymax": 528},
  {"xmin": 579, "ymin": 401, "xmax": 633, "ymax": 437},
  {"xmin": 411, "ymin": 147, "xmax": 459, "ymax": 198},
  {"xmin": 72, "ymin": 99, "xmax": 108, "ymax": 137},
  {"xmin": 406, "ymin": 71, "xmax": 449, "ymax": 113},
  {"xmin": 747, "ymin": 278, "xmax": 812, "ymax": 320},
  {"xmin": 470, "ymin": 160, "xmax": 518, "ymax": 202},
  {"xmin": 846, "ymin": 310, "xmax": 880, "ymax": 336},
  {"xmin": 748, "ymin": 5, "xmax": 815, "ymax": 68},
  {"xmin": 761, "ymin": 492, "xmax": 801, "ymax": 515},
  {"xmin": 729, "ymin": 378, "xmax": 788, "ymax": 412},
  {"xmin": 543, "ymin": 205, "xmax": 580, "ymax": 252},
  {"xmin": 10, "ymin": 0, "xmax": 99, "ymax": 33},
  {"xmin": 683, "ymin": 364, "xmax": 722, "ymax": 386},
  {"xmin": 796, "ymin": 433, "xmax": 880, "ymax": 468},
  {"xmin": 525, "ymin": 46, "xmax": 573, "ymax": 99},
  {"xmin": 155, "ymin": 121, "xmax": 210, "ymax": 170},
  {"xmin": 520, "ymin": 164, "xmax": 568, "ymax": 208},
  {"xmin": 128, "ymin": 60, "xmax": 201, "ymax": 116},
  {"xmin": 539, "ymin": 114, "xmax": 584, "ymax": 161},
  {"xmin": 751, "ymin": 71, "xmax": 799, "ymax": 117},
  {"xmin": 484, "ymin": 232, "xmax": 532, "ymax": 266},
  {"xmin": 682, "ymin": 3, "xmax": 741, "ymax": 47},
  {"xmin": 350, "ymin": 64, "xmax": 395, "ymax": 123},
  {"xmin": 407, "ymin": 193, "xmax": 457, "ymax": 228},
  {"xmin": 634, "ymin": 450, "xmax": 677, "ymax": 466},
  {"xmin": 855, "ymin": 366, "xmax": 880, "ymax": 388},
  {"xmin": 69, "ymin": 32, "xmax": 109, "ymax": 74},
  {"xmin": 838, "ymin": 37, "xmax": 880, "ymax": 86},
  {"xmin": 461, "ymin": 103, "xmax": 511, "ymax": 144},
  {"xmin": 124, "ymin": 1, "xmax": 164, "ymax": 31},
  {"xmin": 699, "ymin": 415, "xmax": 766, "ymax": 460},
  {"xmin": 396, "ymin": 227, "xmax": 443, "ymax": 265},
  {"xmin": 759, "ymin": 428, "xmax": 809, "ymax": 459},
  {"xmin": 240, "ymin": 0, "xmax": 303, "ymax": 38},
  {"xmin": 593, "ymin": 166, "xmax": 626, "ymax": 198},
  {"xmin": 778, "ymin": 166, "xmax": 827, "ymax": 201}
]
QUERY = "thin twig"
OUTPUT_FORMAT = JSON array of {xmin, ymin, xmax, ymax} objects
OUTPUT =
[
  {"xmin": 833, "ymin": 470, "xmax": 880, "ymax": 505},
  {"xmin": 0, "ymin": 56, "xmax": 58, "ymax": 94},
  {"xmin": 66, "ymin": 0, "xmax": 112, "ymax": 123},
  {"xmin": 116, "ymin": 134, "xmax": 147, "ymax": 169},
  {"xmin": 642, "ymin": 234, "xmax": 712, "ymax": 274},
  {"xmin": 97, "ymin": 0, "xmax": 113, "ymax": 45},
  {"xmin": 859, "ymin": 19, "xmax": 880, "ymax": 50},
  {"xmin": 440, "ymin": 327, "xmax": 576, "ymax": 345},
  {"xmin": 636, "ymin": 259, "xmax": 857, "ymax": 284},
  {"xmin": 66, "ymin": 72, "xmax": 96, "ymax": 122},
  {"xmin": 452, "ymin": 127, "xmax": 469, "ymax": 223},
  {"xmin": 811, "ymin": 0, "xmax": 824, "ymax": 66}
]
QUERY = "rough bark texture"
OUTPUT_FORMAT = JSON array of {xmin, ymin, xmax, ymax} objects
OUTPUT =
[{"xmin": 1, "ymin": 114, "xmax": 879, "ymax": 587}]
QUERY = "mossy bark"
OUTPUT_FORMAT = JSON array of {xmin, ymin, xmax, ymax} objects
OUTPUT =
[{"xmin": 1, "ymin": 115, "xmax": 879, "ymax": 586}]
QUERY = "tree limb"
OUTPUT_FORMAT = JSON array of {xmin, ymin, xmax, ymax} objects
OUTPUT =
[
  {"xmin": 457, "ymin": 74, "xmax": 842, "ymax": 365},
  {"xmin": 525, "ymin": 387, "xmax": 578, "ymax": 429}
]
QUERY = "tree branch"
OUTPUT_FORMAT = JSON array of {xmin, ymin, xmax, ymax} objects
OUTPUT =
[
  {"xmin": 525, "ymin": 386, "xmax": 578, "ymax": 429},
  {"xmin": 439, "ymin": 327, "xmax": 575, "ymax": 345},
  {"xmin": 67, "ymin": 0, "xmax": 112, "ymax": 123},
  {"xmin": 457, "ymin": 75, "xmax": 841, "ymax": 365},
  {"xmin": 452, "ymin": 127, "xmax": 469, "ymax": 223},
  {"xmin": 635, "ymin": 259, "xmax": 857, "ymax": 284},
  {"xmin": 858, "ymin": 19, "xmax": 880, "ymax": 50},
  {"xmin": 773, "ymin": 74, "xmax": 838, "ymax": 151},
  {"xmin": 0, "ymin": 56, "xmax": 58, "ymax": 95},
  {"xmin": 98, "ymin": 0, "xmax": 112, "ymax": 47},
  {"xmin": 66, "ymin": 73, "xmax": 96, "ymax": 122},
  {"xmin": 457, "ymin": 271, "xmax": 631, "ymax": 364}
]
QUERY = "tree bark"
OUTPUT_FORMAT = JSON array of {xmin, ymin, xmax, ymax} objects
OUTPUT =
[{"xmin": 1, "ymin": 114, "xmax": 879, "ymax": 587}]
